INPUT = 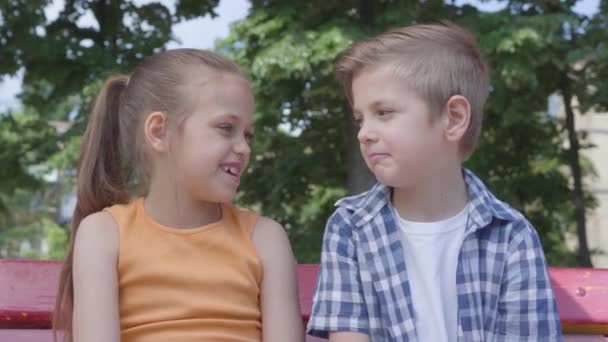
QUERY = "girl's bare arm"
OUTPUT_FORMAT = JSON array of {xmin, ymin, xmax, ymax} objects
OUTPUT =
[
  {"xmin": 253, "ymin": 217, "xmax": 304, "ymax": 342},
  {"xmin": 72, "ymin": 212, "xmax": 120, "ymax": 342}
]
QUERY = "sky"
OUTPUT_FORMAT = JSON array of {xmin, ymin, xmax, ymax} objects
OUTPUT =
[{"xmin": 0, "ymin": 0, "xmax": 600, "ymax": 111}]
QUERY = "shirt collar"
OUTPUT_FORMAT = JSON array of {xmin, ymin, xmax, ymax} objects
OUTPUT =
[{"xmin": 336, "ymin": 168, "xmax": 519, "ymax": 228}]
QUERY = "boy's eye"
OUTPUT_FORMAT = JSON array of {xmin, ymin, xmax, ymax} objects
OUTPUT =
[
  {"xmin": 245, "ymin": 131, "xmax": 254, "ymax": 143},
  {"xmin": 219, "ymin": 124, "xmax": 233, "ymax": 132}
]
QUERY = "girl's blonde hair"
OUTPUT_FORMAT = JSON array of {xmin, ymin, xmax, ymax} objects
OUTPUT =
[{"xmin": 53, "ymin": 49, "xmax": 243, "ymax": 342}]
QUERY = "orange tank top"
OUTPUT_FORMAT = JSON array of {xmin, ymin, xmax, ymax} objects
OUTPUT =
[{"xmin": 104, "ymin": 198, "xmax": 262, "ymax": 342}]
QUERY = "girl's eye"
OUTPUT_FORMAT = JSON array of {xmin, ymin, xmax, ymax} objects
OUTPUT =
[{"xmin": 377, "ymin": 110, "xmax": 393, "ymax": 116}]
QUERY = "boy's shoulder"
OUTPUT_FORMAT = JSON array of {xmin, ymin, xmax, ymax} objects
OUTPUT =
[
  {"xmin": 464, "ymin": 169, "xmax": 521, "ymax": 220},
  {"xmin": 334, "ymin": 184, "xmax": 382, "ymax": 211},
  {"xmin": 330, "ymin": 182, "xmax": 391, "ymax": 225},
  {"xmin": 329, "ymin": 170, "xmax": 536, "ymax": 236},
  {"xmin": 463, "ymin": 169, "xmax": 544, "ymax": 244}
]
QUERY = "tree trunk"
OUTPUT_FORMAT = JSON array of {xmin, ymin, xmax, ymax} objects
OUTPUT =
[
  {"xmin": 359, "ymin": 0, "xmax": 376, "ymax": 33},
  {"xmin": 346, "ymin": 124, "xmax": 375, "ymax": 195},
  {"xmin": 344, "ymin": 0, "xmax": 377, "ymax": 195},
  {"xmin": 93, "ymin": 0, "xmax": 122, "ymax": 56},
  {"xmin": 560, "ymin": 73, "xmax": 593, "ymax": 267}
]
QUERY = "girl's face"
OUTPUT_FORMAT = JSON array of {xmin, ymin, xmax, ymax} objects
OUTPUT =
[{"xmin": 166, "ymin": 73, "xmax": 255, "ymax": 204}]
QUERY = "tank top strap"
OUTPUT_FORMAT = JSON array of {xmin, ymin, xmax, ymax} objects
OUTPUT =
[
  {"xmin": 223, "ymin": 203, "xmax": 258, "ymax": 238},
  {"xmin": 103, "ymin": 198, "xmax": 140, "ymax": 228}
]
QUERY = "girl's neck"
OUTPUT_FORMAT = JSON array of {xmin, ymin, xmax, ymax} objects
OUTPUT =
[
  {"xmin": 392, "ymin": 165, "xmax": 468, "ymax": 222},
  {"xmin": 144, "ymin": 177, "xmax": 221, "ymax": 229}
]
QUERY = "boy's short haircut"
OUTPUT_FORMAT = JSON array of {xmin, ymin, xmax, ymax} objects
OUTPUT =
[{"xmin": 335, "ymin": 21, "xmax": 490, "ymax": 158}]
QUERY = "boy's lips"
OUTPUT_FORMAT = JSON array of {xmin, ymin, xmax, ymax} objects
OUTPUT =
[{"xmin": 367, "ymin": 152, "xmax": 390, "ymax": 164}]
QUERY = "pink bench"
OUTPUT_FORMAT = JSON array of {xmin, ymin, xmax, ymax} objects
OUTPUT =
[{"xmin": 1, "ymin": 260, "xmax": 607, "ymax": 341}]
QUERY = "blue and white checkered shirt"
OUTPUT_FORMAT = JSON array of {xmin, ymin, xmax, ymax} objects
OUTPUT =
[{"xmin": 307, "ymin": 169, "xmax": 563, "ymax": 341}]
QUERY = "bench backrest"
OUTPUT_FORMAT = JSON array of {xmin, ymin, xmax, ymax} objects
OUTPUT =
[{"xmin": 1, "ymin": 260, "xmax": 607, "ymax": 334}]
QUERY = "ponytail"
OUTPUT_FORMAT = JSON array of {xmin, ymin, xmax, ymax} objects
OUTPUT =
[
  {"xmin": 53, "ymin": 49, "xmax": 246, "ymax": 342},
  {"xmin": 53, "ymin": 75, "xmax": 130, "ymax": 342}
]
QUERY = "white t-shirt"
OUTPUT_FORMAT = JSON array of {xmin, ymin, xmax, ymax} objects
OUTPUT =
[{"xmin": 393, "ymin": 204, "xmax": 469, "ymax": 342}]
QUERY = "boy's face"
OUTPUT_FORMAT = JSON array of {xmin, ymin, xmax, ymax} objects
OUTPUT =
[{"xmin": 351, "ymin": 66, "xmax": 448, "ymax": 189}]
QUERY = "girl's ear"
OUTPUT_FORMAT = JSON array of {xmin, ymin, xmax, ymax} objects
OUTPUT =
[
  {"xmin": 144, "ymin": 112, "xmax": 170, "ymax": 153},
  {"xmin": 442, "ymin": 95, "xmax": 471, "ymax": 144}
]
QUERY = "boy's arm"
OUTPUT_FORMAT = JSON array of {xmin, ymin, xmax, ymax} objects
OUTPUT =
[
  {"xmin": 72, "ymin": 212, "xmax": 121, "ymax": 342},
  {"xmin": 497, "ymin": 220, "xmax": 563, "ymax": 341},
  {"xmin": 252, "ymin": 217, "xmax": 304, "ymax": 342},
  {"xmin": 307, "ymin": 210, "xmax": 370, "ymax": 339}
]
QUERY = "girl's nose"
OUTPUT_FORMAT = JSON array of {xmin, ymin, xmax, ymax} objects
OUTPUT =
[{"xmin": 234, "ymin": 137, "xmax": 251, "ymax": 157}]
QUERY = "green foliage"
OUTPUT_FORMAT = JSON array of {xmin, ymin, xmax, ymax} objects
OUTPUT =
[
  {"xmin": 0, "ymin": 217, "xmax": 68, "ymax": 259},
  {"xmin": 221, "ymin": 1, "xmax": 605, "ymax": 265},
  {"xmin": 0, "ymin": 110, "xmax": 57, "ymax": 213},
  {"xmin": 1, "ymin": 0, "xmax": 606, "ymax": 266},
  {"xmin": 219, "ymin": 5, "xmax": 360, "ymax": 262},
  {"xmin": 0, "ymin": 0, "xmax": 221, "ymax": 258},
  {"xmin": 41, "ymin": 218, "xmax": 68, "ymax": 260}
]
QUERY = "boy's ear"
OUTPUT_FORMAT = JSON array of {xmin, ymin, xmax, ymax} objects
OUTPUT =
[
  {"xmin": 443, "ymin": 95, "xmax": 471, "ymax": 143},
  {"xmin": 144, "ymin": 111, "xmax": 170, "ymax": 153}
]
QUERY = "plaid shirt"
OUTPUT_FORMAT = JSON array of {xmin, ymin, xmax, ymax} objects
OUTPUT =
[{"xmin": 307, "ymin": 169, "xmax": 563, "ymax": 341}]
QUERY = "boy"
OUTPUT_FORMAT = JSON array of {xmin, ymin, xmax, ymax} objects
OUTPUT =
[{"xmin": 307, "ymin": 22, "xmax": 562, "ymax": 341}]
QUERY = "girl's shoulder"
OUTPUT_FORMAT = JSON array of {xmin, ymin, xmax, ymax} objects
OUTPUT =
[
  {"xmin": 251, "ymin": 215, "xmax": 293, "ymax": 263},
  {"xmin": 73, "ymin": 210, "xmax": 120, "ymax": 268},
  {"xmin": 222, "ymin": 203, "xmax": 259, "ymax": 236},
  {"xmin": 222, "ymin": 204, "xmax": 290, "ymax": 253}
]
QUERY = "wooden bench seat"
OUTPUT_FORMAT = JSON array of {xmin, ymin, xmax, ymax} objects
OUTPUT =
[{"xmin": 1, "ymin": 260, "xmax": 607, "ymax": 341}]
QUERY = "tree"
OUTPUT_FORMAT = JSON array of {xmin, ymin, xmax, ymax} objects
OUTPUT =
[
  {"xmin": 0, "ymin": 0, "xmax": 221, "ymax": 257},
  {"xmin": 219, "ymin": 0, "xmax": 600, "ymax": 265},
  {"xmin": 1, "ymin": 0, "xmax": 222, "ymax": 140},
  {"xmin": 558, "ymin": 1, "xmax": 608, "ymax": 266},
  {"xmin": 473, "ymin": 0, "xmax": 608, "ymax": 266},
  {"xmin": 2, "ymin": 0, "xmax": 603, "ymax": 266}
]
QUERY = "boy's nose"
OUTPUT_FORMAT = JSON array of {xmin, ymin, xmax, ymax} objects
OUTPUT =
[{"xmin": 357, "ymin": 122, "xmax": 377, "ymax": 144}]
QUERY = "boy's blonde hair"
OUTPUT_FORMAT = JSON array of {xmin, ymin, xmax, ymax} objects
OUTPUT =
[{"xmin": 335, "ymin": 21, "xmax": 490, "ymax": 158}]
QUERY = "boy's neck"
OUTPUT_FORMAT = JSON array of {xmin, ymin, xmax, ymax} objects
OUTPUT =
[
  {"xmin": 144, "ymin": 177, "xmax": 221, "ymax": 229},
  {"xmin": 392, "ymin": 166, "xmax": 468, "ymax": 222}
]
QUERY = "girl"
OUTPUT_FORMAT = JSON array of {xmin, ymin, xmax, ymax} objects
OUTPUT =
[{"xmin": 53, "ymin": 49, "xmax": 303, "ymax": 342}]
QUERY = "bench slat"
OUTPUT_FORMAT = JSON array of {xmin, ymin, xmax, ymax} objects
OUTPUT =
[
  {"xmin": 1, "ymin": 259, "xmax": 607, "ymax": 336},
  {"xmin": 0, "ymin": 260, "xmax": 58, "ymax": 329},
  {"xmin": 550, "ymin": 267, "xmax": 608, "ymax": 334},
  {"xmin": 0, "ymin": 330, "xmax": 604, "ymax": 341}
]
